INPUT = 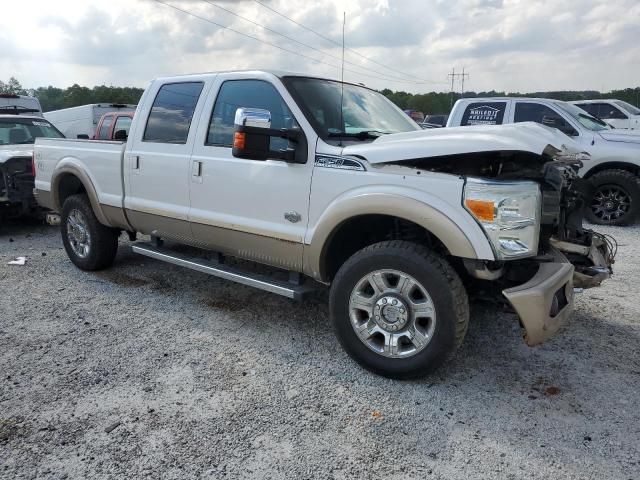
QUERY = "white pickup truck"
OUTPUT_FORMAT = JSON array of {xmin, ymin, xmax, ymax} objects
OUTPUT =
[
  {"xmin": 447, "ymin": 97, "xmax": 640, "ymax": 225},
  {"xmin": 570, "ymin": 99, "xmax": 640, "ymax": 131},
  {"xmin": 34, "ymin": 71, "xmax": 614, "ymax": 378}
]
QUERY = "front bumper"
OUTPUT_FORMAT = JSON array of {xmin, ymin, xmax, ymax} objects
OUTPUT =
[{"xmin": 502, "ymin": 252, "xmax": 575, "ymax": 346}]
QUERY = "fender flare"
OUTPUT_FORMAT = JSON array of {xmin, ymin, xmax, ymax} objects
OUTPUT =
[
  {"xmin": 51, "ymin": 164, "xmax": 113, "ymax": 227},
  {"xmin": 303, "ymin": 192, "xmax": 486, "ymax": 281}
]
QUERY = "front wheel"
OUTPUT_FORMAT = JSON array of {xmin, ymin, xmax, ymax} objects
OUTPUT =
[
  {"xmin": 61, "ymin": 194, "xmax": 119, "ymax": 271},
  {"xmin": 329, "ymin": 241, "xmax": 469, "ymax": 379},
  {"xmin": 586, "ymin": 169, "xmax": 640, "ymax": 226}
]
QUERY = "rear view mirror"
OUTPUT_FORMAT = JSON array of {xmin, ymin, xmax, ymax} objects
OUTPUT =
[{"xmin": 113, "ymin": 129, "xmax": 128, "ymax": 141}]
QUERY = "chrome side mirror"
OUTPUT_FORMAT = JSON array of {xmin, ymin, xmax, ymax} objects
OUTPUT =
[{"xmin": 234, "ymin": 108, "xmax": 271, "ymax": 129}]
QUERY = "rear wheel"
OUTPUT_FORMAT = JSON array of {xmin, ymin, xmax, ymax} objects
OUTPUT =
[
  {"xmin": 586, "ymin": 169, "xmax": 640, "ymax": 225},
  {"xmin": 329, "ymin": 241, "xmax": 469, "ymax": 379},
  {"xmin": 61, "ymin": 194, "xmax": 119, "ymax": 271}
]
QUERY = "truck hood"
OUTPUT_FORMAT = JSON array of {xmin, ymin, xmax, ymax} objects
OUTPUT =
[
  {"xmin": 341, "ymin": 122, "xmax": 583, "ymax": 164},
  {"xmin": 0, "ymin": 144, "xmax": 33, "ymax": 164},
  {"xmin": 597, "ymin": 129, "xmax": 640, "ymax": 145}
]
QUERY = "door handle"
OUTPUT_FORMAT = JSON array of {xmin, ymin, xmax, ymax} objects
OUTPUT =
[
  {"xmin": 132, "ymin": 155, "xmax": 140, "ymax": 170},
  {"xmin": 192, "ymin": 160, "xmax": 203, "ymax": 177}
]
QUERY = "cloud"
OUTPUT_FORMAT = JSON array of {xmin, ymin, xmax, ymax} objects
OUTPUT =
[{"xmin": 0, "ymin": 0, "xmax": 638, "ymax": 93}]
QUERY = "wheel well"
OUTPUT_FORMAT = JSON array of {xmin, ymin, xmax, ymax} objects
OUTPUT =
[
  {"xmin": 57, "ymin": 174, "xmax": 86, "ymax": 208},
  {"xmin": 583, "ymin": 162, "xmax": 640, "ymax": 178},
  {"xmin": 321, "ymin": 215, "xmax": 449, "ymax": 282}
]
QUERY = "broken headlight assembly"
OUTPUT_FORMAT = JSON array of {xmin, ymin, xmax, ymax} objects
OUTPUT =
[{"xmin": 464, "ymin": 178, "xmax": 541, "ymax": 260}]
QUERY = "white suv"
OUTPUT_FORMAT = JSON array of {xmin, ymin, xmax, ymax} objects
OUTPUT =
[{"xmin": 571, "ymin": 99, "xmax": 640, "ymax": 131}]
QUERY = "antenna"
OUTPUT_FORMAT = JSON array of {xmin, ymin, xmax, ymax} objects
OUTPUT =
[{"xmin": 339, "ymin": 11, "xmax": 346, "ymax": 147}]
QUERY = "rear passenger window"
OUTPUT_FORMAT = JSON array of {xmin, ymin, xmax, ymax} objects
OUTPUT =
[
  {"xmin": 143, "ymin": 82, "xmax": 204, "ymax": 144},
  {"xmin": 460, "ymin": 102, "xmax": 506, "ymax": 126},
  {"xmin": 206, "ymin": 80, "xmax": 297, "ymax": 150}
]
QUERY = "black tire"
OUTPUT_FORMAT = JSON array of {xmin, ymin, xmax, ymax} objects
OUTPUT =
[
  {"xmin": 329, "ymin": 240, "xmax": 469, "ymax": 379},
  {"xmin": 61, "ymin": 194, "xmax": 119, "ymax": 271},
  {"xmin": 586, "ymin": 169, "xmax": 640, "ymax": 226}
]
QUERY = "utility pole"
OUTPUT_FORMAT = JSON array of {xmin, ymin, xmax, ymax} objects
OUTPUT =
[
  {"xmin": 460, "ymin": 67, "xmax": 469, "ymax": 98},
  {"xmin": 448, "ymin": 67, "xmax": 470, "ymax": 108}
]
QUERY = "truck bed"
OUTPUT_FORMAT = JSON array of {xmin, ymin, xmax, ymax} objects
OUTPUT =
[{"xmin": 34, "ymin": 137, "xmax": 126, "ymax": 212}]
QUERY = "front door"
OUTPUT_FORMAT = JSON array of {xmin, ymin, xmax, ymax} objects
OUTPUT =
[
  {"xmin": 189, "ymin": 76, "xmax": 314, "ymax": 271},
  {"xmin": 124, "ymin": 80, "xmax": 208, "ymax": 240}
]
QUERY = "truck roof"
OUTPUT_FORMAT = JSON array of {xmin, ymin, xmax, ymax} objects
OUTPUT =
[
  {"xmin": 454, "ymin": 97, "xmax": 566, "ymax": 103},
  {"xmin": 569, "ymin": 99, "xmax": 622, "ymax": 104},
  {"xmin": 0, "ymin": 114, "xmax": 49, "ymax": 121},
  {"xmin": 151, "ymin": 69, "xmax": 373, "ymax": 90}
]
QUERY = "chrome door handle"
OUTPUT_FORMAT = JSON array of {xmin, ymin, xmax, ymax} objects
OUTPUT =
[
  {"xmin": 192, "ymin": 160, "xmax": 202, "ymax": 177},
  {"xmin": 132, "ymin": 155, "xmax": 140, "ymax": 169}
]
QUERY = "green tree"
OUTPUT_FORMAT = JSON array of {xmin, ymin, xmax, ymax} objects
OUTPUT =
[{"xmin": 0, "ymin": 77, "xmax": 27, "ymax": 95}]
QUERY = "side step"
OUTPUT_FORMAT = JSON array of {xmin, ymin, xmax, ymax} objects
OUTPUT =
[{"xmin": 131, "ymin": 242, "xmax": 317, "ymax": 300}]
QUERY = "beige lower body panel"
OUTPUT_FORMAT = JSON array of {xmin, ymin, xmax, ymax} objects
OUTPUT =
[
  {"xmin": 127, "ymin": 209, "xmax": 303, "ymax": 272},
  {"xmin": 503, "ymin": 257, "xmax": 575, "ymax": 346}
]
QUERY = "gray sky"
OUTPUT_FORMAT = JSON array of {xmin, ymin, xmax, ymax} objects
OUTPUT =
[{"xmin": 2, "ymin": 0, "xmax": 639, "ymax": 93}]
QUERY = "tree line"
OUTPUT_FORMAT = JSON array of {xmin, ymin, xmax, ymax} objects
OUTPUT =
[
  {"xmin": 0, "ymin": 77, "xmax": 144, "ymax": 112},
  {"xmin": 1, "ymin": 76, "xmax": 639, "ymax": 115}
]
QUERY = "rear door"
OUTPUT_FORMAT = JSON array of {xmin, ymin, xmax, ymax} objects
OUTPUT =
[{"xmin": 124, "ymin": 80, "xmax": 208, "ymax": 240}]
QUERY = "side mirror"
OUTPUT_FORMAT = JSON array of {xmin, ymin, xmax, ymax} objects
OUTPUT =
[
  {"xmin": 113, "ymin": 129, "xmax": 128, "ymax": 141},
  {"xmin": 232, "ymin": 107, "xmax": 306, "ymax": 163},
  {"xmin": 77, "ymin": 134, "xmax": 90, "ymax": 139}
]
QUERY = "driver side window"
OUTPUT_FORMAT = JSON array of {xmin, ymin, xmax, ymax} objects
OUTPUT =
[
  {"xmin": 514, "ymin": 102, "xmax": 578, "ymax": 136},
  {"xmin": 206, "ymin": 80, "xmax": 298, "ymax": 151}
]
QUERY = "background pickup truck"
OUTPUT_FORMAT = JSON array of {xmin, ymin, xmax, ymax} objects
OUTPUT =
[
  {"xmin": 571, "ymin": 99, "xmax": 640, "ymax": 131},
  {"xmin": 447, "ymin": 97, "xmax": 640, "ymax": 226},
  {"xmin": 34, "ymin": 71, "xmax": 614, "ymax": 379}
]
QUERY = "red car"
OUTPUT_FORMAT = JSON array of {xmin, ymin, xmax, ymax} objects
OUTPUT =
[{"xmin": 94, "ymin": 111, "xmax": 134, "ymax": 140}]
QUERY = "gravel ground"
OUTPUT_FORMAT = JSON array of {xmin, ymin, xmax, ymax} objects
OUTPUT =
[{"xmin": 1, "ymin": 218, "xmax": 639, "ymax": 480}]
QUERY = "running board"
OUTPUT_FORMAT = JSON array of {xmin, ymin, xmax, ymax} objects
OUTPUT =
[{"xmin": 131, "ymin": 242, "xmax": 317, "ymax": 300}]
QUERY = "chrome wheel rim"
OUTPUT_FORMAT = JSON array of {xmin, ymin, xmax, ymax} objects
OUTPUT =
[
  {"xmin": 591, "ymin": 185, "xmax": 630, "ymax": 222},
  {"xmin": 348, "ymin": 269, "xmax": 436, "ymax": 358},
  {"xmin": 66, "ymin": 209, "xmax": 91, "ymax": 258}
]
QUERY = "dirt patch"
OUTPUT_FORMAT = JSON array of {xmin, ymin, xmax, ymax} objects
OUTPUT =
[{"xmin": 95, "ymin": 271, "xmax": 150, "ymax": 288}]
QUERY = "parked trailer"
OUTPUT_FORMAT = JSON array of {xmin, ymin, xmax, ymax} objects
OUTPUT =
[{"xmin": 44, "ymin": 103, "xmax": 136, "ymax": 139}]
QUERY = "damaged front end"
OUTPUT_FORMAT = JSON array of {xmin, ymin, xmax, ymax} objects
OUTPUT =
[
  {"xmin": 491, "ymin": 148, "xmax": 615, "ymax": 345},
  {"xmin": 417, "ymin": 146, "xmax": 614, "ymax": 345},
  {"xmin": 0, "ymin": 155, "xmax": 37, "ymax": 218}
]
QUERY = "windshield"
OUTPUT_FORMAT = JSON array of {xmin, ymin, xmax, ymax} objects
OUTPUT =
[
  {"xmin": 282, "ymin": 76, "xmax": 419, "ymax": 140},
  {"xmin": 615, "ymin": 100, "xmax": 640, "ymax": 116},
  {"xmin": 0, "ymin": 117, "xmax": 64, "ymax": 145},
  {"xmin": 555, "ymin": 102, "xmax": 611, "ymax": 132}
]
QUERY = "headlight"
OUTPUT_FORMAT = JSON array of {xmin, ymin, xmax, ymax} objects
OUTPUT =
[{"xmin": 463, "ymin": 178, "xmax": 541, "ymax": 260}]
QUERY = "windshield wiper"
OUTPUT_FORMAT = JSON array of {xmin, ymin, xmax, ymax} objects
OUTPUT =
[{"xmin": 327, "ymin": 130, "xmax": 390, "ymax": 140}]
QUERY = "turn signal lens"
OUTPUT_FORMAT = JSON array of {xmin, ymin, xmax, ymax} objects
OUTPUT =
[
  {"xmin": 465, "ymin": 199, "xmax": 495, "ymax": 222},
  {"xmin": 233, "ymin": 132, "xmax": 246, "ymax": 149}
]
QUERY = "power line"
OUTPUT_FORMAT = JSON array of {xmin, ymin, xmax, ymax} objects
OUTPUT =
[
  {"xmin": 200, "ymin": 0, "xmax": 432, "ymax": 84},
  {"xmin": 152, "ymin": 0, "xmax": 442, "ymax": 85},
  {"xmin": 252, "ymin": 0, "xmax": 439, "ymax": 84}
]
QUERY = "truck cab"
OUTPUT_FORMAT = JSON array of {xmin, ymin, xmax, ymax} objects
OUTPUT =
[{"xmin": 448, "ymin": 97, "xmax": 640, "ymax": 225}]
